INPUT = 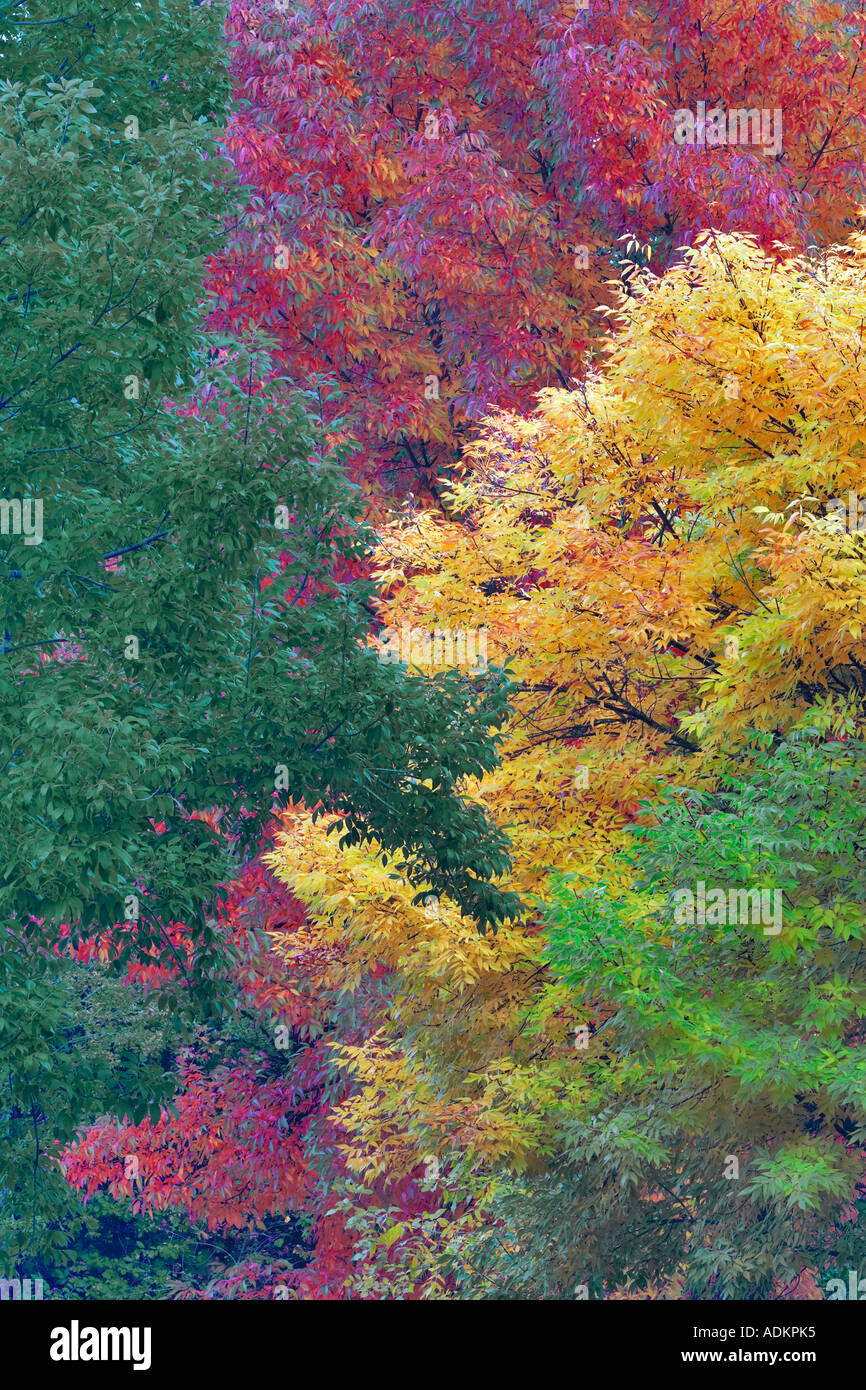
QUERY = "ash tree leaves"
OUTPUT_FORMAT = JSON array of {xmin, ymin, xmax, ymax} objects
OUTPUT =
[
  {"xmin": 1, "ymin": 0, "xmax": 237, "ymax": 1266},
  {"xmin": 9, "ymin": 0, "xmax": 866, "ymax": 1303},
  {"xmin": 213, "ymin": 0, "xmax": 866, "ymax": 491},
  {"xmin": 268, "ymin": 230, "xmax": 866, "ymax": 1299},
  {"xmin": 0, "ymin": 0, "xmax": 518, "ymax": 1270},
  {"xmin": 0, "ymin": 0, "xmax": 237, "ymax": 1004},
  {"xmin": 484, "ymin": 730, "xmax": 866, "ymax": 1299}
]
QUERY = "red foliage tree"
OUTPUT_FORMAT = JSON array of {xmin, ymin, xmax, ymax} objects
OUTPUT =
[{"xmin": 208, "ymin": 0, "xmax": 866, "ymax": 489}]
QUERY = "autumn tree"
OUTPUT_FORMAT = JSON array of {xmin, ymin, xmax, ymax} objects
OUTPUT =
[
  {"xmin": 211, "ymin": 0, "xmax": 866, "ymax": 490},
  {"xmin": 1, "ymin": 0, "xmax": 517, "ymax": 1274},
  {"xmin": 255, "ymin": 229, "xmax": 866, "ymax": 1296},
  {"xmin": 475, "ymin": 727, "xmax": 866, "ymax": 1299}
]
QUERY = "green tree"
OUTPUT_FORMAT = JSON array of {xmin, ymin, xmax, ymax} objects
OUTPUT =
[
  {"xmin": 472, "ymin": 724, "xmax": 866, "ymax": 1299},
  {"xmin": 0, "ymin": 0, "xmax": 518, "ymax": 1270}
]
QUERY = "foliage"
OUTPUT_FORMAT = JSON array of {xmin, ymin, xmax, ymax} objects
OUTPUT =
[
  {"xmin": 212, "ymin": 0, "xmax": 866, "ymax": 487},
  {"xmin": 1, "ymin": 955, "xmax": 192, "ymax": 1271},
  {"xmin": 36, "ymin": 1195, "xmax": 220, "ymax": 1301},
  {"xmin": 258, "ymin": 230, "xmax": 866, "ymax": 1296},
  {"xmin": 15, "ymin": 0, "xmax": 866, "ymax": 1303},
  {"xmin": 1, "ymin": 0, "xmax": 516, "ymax": 1277},
  {"xmin": 471, "ymin": 729, "xmax": 866, "ymax": 1299}
]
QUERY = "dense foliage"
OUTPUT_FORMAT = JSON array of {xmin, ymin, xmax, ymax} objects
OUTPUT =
[
  {"xmin": 1, "ymin": 0, "xmax": 516, "ymax": 1282},
  {"xmin": 5, "ymin": 0, "xmax": 866, "ymax": 1302}
]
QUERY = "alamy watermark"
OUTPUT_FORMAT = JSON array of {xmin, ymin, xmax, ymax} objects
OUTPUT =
[
  {"xmin": 671, "ymin": 880, "xmax": 782, "ymax": 936},
  {"xmin": 0, "ymin": 1276, "xmax": 45, "ymax": 1300},
  {"xmin": 673, "ymin": 102, "xmax": 782, "ymax": 158},
  {"xmin": 826, "ymin": 491, "xmax": 866, "ymax": 532},
  {"xmin": 50, "ymin": 1322, "xmax": 151, "ymax": 1371},
  {"xmin": 0, "ymin": 498, "xmax": 43, "ymax": 545},
  {"xmin": 826, "ymin": 1270, "xmax": 866, "ymax": 1299},
  {"xmin": 378, "ymin": 625, "xmax": 488, "ymax": 673}
]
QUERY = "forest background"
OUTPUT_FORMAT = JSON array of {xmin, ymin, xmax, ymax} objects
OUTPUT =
[{"xmin": 4, "ymin": 0, "xmax": 866, "ymax": 1300}]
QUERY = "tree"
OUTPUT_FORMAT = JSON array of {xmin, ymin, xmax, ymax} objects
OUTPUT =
[
  {"xmin": 211, "ymin": 0, "xmax": 866, "ymax": 489},
  {"xmin": 1, "ymin": 0, "xmax": 517, "ymax": 1274},
  {"xmin": 1, "ymin": 0, "xmax": 233, "ymax": 1268},
  {"xmin": 476, "ymin": 728, "xmax": 866, "ymax": 1299},
  {"xmin": 51, "ymin": 1, "xmax": 866, "ymax": 1296},
  {"xmin": 254, "ymin": 229, "xmax": 866, "ymax": 1296}
]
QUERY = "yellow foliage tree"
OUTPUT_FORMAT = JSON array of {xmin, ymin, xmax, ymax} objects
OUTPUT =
[{"xmin": 265, "ymin": 229, "xmax": 866, "ymax": 1272}]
